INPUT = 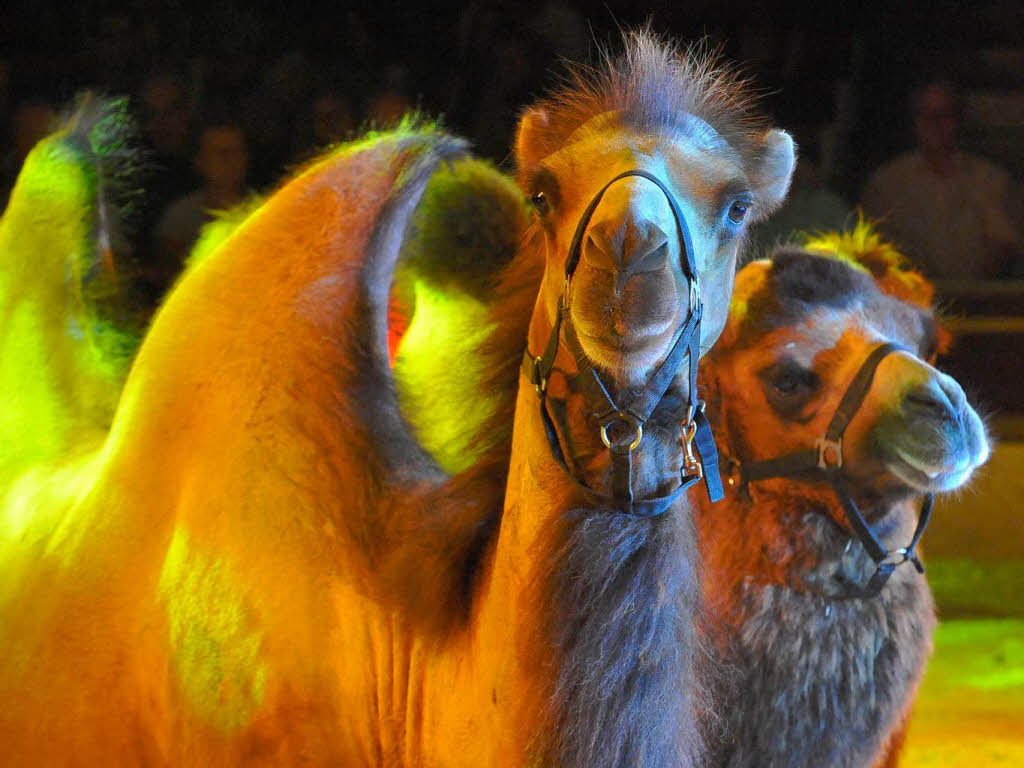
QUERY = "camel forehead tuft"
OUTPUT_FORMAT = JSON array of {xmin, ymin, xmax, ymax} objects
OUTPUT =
[
  {"xmin": 523, "ymin": 31, "xmax": 768, "ymax": 168},
  {"xmin": 730, "ymin": 249, "xmax": 934, "ymax": 353}
]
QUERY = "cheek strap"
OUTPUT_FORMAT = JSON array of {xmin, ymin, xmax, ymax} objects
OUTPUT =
[
  {"xmin": 726, "ymin": 342, "xmax": 932, "ymax": 599},
  {"xmin": 522, "ymin": 169, "xmax": 724, "ymax": 516}
]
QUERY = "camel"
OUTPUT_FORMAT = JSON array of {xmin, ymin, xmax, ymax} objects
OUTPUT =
[
  {"xmin": 0, "ymin": 33, "xmax": 795, "ymax": 766},
  {"xmin": 694, "ymin": 225, "xmax": 990, "ymax": 768},
  {"xmin": 0, "ymin": 95, "xmax": 138, "ymax": 480}
]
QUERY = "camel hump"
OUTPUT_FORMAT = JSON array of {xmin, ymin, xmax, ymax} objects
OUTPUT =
[
  {"xmin": 98, "ymin": 125, "xmax": 512, "ymax": 506},
  {"xmin": 392, "ymin": 155, "xmax": 529, "ymax": 474},
  {"xmin": 0, "ymin": 94, "xmax": 140, "ymax": 474}
]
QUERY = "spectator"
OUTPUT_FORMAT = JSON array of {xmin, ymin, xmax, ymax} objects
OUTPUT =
[
  {"xmin": 133, "ymin": 72, "xmax": 200, "ymax": 303},
  {"xmin": 862, "ymin": 80, "xmax": 1023, "ymax": 279},
  {"xmin": 366, "ymin": 64, "xmax": 415, "ymax": 126},
  {"xmin": 312, "ymin": 89, "xmax": 354, "ymax": 148},
  {"xmin": 150, "ymin": 121, "xmax": 249, "ymax": 296},
  {"xmin": 139, "ymin": 73, "xmax": 196, "ymax": 195}
]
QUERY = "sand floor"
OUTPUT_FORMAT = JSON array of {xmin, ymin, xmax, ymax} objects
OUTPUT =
[{"xmin": 902, "ymin": 619, "xmax": 1024, "ymax": 766}]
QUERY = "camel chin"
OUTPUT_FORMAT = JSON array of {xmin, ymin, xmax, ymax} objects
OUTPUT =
[
  {"xmin": 875, "ymin": 391, "xmax": 990, "ymax": 494},
  {"xmin": 880, "ymin": 439, "xmax": 987, "ymax": 493},
  {"xmin": 582, "ymin": 331, "xmax": 670, "ymax": 369}
]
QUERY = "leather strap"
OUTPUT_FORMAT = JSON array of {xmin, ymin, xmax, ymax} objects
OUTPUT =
[
  {"xmin": 724, "ymin": 342, "xmax": 932, "ymax": 599},
  {"xmin": 523, "ymin": 168, "xmax": 720, "ymax": 516}
]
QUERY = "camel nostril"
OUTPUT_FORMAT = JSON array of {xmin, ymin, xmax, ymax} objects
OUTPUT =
[
  {"xmin": 629, "ymin": 239, "xmax": 670, "ymax": 274},
  {"xmin": 622, "ymin": 221, "xmax": 669, "ymax": 274},
  {"xmin": 585, "ymin": 232, "xmax": 618, "ymax": 271},
  {"xmin": 936, "ymin": 373, "xmax": 968, "ymax": 416},
  {"xmin": 902, "ymin": 384, "xmax": 956, "ymax": 422}
]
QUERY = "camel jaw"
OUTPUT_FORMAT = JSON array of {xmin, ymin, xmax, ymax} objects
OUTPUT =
[{"xmin": 881, "ymin": 445, "xmax": 978, "ymax": 494}]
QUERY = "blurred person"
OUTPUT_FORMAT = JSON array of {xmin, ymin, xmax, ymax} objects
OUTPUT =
[
  {"xmin": 366, "ymin": 64, "xmax": 414, "ymax": 126},
  {"xmin": 312, "ymin": 89, "xmax": 354, "ymax": 146},
  {"xmin": 237, "ymin": 50, "xmax": 314, "ymax": 185},
  {"xmin": 133, "ymin": 72, "xmax": 199, "ymax": 294},
  {"xmin": 1, "ymin": 98, "xmax": 55, "ymax": 210},
  {"xmin": 139, "ymin": 73, "xmax": 194, "ymax": 182},
  {"xmin": 150, "ymin": 121, "xmax": 249, "ymax": 298},
  {"xmin": 862, "ymin": 79, "xmax": 1023, "ymax": 279}
]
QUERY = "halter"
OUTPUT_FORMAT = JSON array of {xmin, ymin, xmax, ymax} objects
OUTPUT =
[
  {"xmin": 723, "ymin": 342, "xmax": 933, "ymax": 599},
  {"xmin": 521, "ymin": 170, "xmax": 724, "ymax": 517}
]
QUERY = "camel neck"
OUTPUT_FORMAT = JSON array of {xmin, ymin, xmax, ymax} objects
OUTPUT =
[
  {"xmin": 696, "ymin": 476, "xmax": 921, "ymax": 613},
  {"xmin": 472, "ymin": 376, "xmax": 705, "ymax": 768}
]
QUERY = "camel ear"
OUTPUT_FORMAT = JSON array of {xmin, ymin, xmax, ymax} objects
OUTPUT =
[
  {"xmin": 515, "ymin": 107, "xmax": 550, "ymax": 178},
  {"xmin": 750, "ymin": 129, "xmax": 796, "ymax": 223}
]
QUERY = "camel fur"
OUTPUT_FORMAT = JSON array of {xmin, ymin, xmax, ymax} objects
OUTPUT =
[
  {"xmin": 694, "ymin": 228, "xmax": 989, "ymax": 768},
  {"xmin": 0, "ymin": 34, "xmax": 798, "ymax": 767}
]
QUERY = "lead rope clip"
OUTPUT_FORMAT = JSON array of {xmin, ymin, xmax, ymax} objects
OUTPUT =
[{"xmin": 681, "ymin": 418, "xmax": 703, "ymax": 481}]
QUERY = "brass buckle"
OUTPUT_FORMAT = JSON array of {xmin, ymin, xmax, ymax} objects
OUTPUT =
[
  {"xmin": 532, "ymin": 356, "xmax": 546, "ymax": 395},
  {"xmin": 681, "ymin": 419, "xmax": 703, "ymax": 480},
  {"xmin": 816, "ymin": 437, "xmax": 843, "ymax": 470},
  {"xmin": 723, "ymin": 455, "xmax": 742, "ymax": 488},
  {"xmin": 600, "ymin": 412, "xmax": 643, "ymax": 453}
]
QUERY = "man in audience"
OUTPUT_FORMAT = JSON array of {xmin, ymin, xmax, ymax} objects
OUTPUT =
[
  {"xmin": 862, "ymin": 79, "xmax": 1022, "ymax": 279},
  {"xmin": 150, "ymin": 120, "xmax": 249, "ymax": 296}
]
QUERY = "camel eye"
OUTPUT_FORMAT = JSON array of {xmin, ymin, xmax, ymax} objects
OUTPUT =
[
  {"xmin": 531, "ymin": 191, "xmax": 549, "ymax": 216},
  {"xmin": 727, "ymin": 200, "xmax": 749, "ymax": 225},
  {"xmin": 760, "ymin": 360, "xmax": 820, "ymax": 417},
  {"xmin": 773, "ymin": 371, "xmax": 800, "ymax": 394}
]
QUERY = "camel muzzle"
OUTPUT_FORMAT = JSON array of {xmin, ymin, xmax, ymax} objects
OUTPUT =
[
  {"xmin": 522, "ymin": 169, "xmax": 724, "ymax": 517},
  {"xmin": 722, "ymin": 341, "xmax": 934, "ymax": 599}
]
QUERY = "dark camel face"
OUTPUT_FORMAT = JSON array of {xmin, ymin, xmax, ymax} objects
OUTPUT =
[
  {"xmin": 517, "ymin": 111, "xmax": 795, "ymax": 390},
  {"xmin": 710, "ymin": 260, "xmax": 989, "ymax": 497}
]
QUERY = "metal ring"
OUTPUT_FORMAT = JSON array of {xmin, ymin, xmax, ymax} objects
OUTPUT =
[
  {"xmin": 879, "ymin": 547, "xmax": 911, "ymax": 567},
  {"xmin": 600, "ymin": 412, "xmax": 643, "ymax": 452}
]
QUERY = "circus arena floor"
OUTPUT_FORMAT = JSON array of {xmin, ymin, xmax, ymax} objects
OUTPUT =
[{"xmin": 903, "ymin": 439, "xmax": 1024, "ymax": 765}]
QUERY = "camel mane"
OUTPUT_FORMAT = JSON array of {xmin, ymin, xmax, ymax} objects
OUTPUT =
[
  {"xmin": 730, "ymin": 231, "xmax": 942, "ymax": 357},
  {"xmin": 802, "ymin": 217, "xmax": 936, "ymax": 310},
  {"xmin": 518, "ymin": 30, "xmax": 770, "ymax": 179},
  {"xmin": 802, "ymin": 218, "xmax": 950, "ymax": 355}
]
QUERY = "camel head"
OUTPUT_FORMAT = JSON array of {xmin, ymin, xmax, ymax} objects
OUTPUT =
[
  {"xmin": 515, "ymin": 34, "xmax": 795, "ymax": 391},
  {"xmin": 705, "ymin": 244, "xmax": 989, "ymax": 508}
]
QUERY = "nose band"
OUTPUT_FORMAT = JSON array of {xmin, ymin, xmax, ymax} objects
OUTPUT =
[
  {"xmin": 723, "ymin": 342, "xmax": 932, "ymax": 599},
  {"xmin": 522, "ymin": 170, "xmax": 723, "ymax": 516}
]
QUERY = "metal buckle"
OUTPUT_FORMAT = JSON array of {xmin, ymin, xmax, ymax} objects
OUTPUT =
[
  {"xmin": 532, "ymin": 356, "xmax": 546, "ymax": 395},
  {"xmin": 879, "ymin": 547, "xmax": 910, "ymax": 567},
  {"xmin": 723, "ymin": 455, "xmax": 742, "ymax": 487},
  {"xmin": 689, "ymin": 278, "xmax": 701, "ymax": 311},
  {"xmin": 600, "ymin": 412, "xmax": 643, "ymax": 453},
  {"xmin": 681, "ymin": 419, "xmax": 703, "ymax": 480},
  {"xmin": 816, "ymin": 437, "xmax": 843, "ymax": 470}
]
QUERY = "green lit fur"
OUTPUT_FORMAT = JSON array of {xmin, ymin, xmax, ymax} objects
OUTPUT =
[{"xmin": 392, "ymin": 157, "xmax": 527, "ymax": 473}]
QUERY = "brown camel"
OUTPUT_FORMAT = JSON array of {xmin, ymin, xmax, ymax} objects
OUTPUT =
[
  {"xmin": 473, "ymin": 33, "xmax": 794, "ymax": 767},
  {"xmin": 694, "ymin": 226, "xmax": 989, "ymax": 768},
  {"xmin": 0, "ymin": 34, "xmax": 794, "ymax": 767}
]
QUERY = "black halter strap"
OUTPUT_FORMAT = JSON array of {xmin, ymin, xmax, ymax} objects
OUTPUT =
[
  {"xmin": 521, "ymin": 170, "xmax": 724, "ymax": 516},
  {"xmin": 726, "ymin": 342, "xmax": 933, "ymax": 599}
]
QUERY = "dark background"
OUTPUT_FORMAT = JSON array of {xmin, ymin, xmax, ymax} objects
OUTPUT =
[
  {"xmin": 2, "ymin": 0, "xmax": 1023, "ymax": 417},
  {"xmin": 2, "ymin": 0, "xmax": 1023, "ymax": 197}
]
